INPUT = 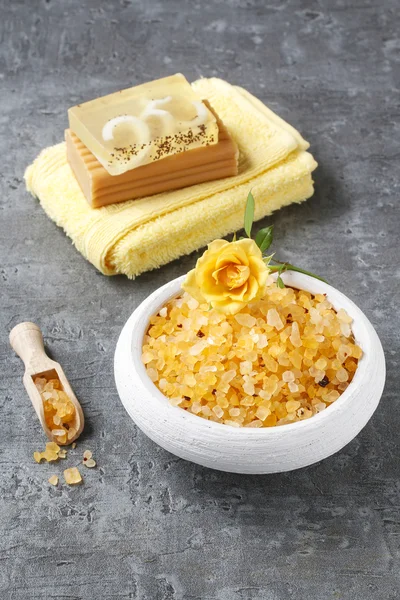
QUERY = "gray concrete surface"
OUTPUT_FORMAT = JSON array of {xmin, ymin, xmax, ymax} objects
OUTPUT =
[{"xmin": 1, "ymin": 0, "xmax": 399, "ymax": 598}]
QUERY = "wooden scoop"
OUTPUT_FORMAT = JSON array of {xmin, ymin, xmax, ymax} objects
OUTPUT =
[{"xmin": 9, "ymin": 322, "xmax": 84, "ymax": 445}]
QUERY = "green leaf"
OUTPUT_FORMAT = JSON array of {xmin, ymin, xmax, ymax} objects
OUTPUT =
[
  {"xmin": 255, "ymin": 226, "xmax": 273, "ymax": 252},
  {"xmin": 263, "ymin": 252, "xmax": 275, "ymax": 265},
  {"xmin": 277, "ymin": 275, "xmax": 285, "ymax": 288},
  {"xmin": 244, "ymin": 191, "xmax": 255, "ymax": 238},
  {"xmin": 208, "ymin": 303, "xmax": 213, "ymax": 311},
  {"xmin": 232, "ymin": 232, "xmax": 237, "ymax": 242}
]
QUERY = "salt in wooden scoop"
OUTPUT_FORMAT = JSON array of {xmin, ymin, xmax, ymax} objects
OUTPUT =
[{"xmin": 9, "ymin": 322, "xmax": 84, "ymax": 445}]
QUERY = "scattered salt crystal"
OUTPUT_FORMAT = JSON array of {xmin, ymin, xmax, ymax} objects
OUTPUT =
[
  {"xmin": 63, "ymin": 467, "xmax": 82, "ymax": 485},
  {"xmin": 290, "ymin": 322, "xmax": 302, "ymax": 347},
  {"xmin": 235, "ymin": 313, "xmax": 257, "ymax": 328},
  {"xmin": 184, "ymin": 373, "xmax": 196, "ymax": 387},
  {"xmin": 221, "ymin": 370, "xmax": 236, "ymax": 383},
  {"xmin": 336, "ymin": 368, "xmax": 349, "ymax": 383},
  {"xmin": 51, "ymin": 429, "xmax": 65, "ymax": 436},
  {"xmin": 240, "ymin": 396, "xmax": 255, "ymax": 406},
  {"xmin": 282, "ymin": 370, "xmax": 295, "ymax": 383},
  {"xmin": 315, "ymin": 357, "xmax": 327, "ymax": 370},
  {"xmin": 309, "ymin": 308, "xmax": 323, "ymax": 325},
  {"xmin": 337, "ymin": 308, "xmax": 353, "ymax": 324},
  {"xmin": 338, "ymin": 344, "xmax": 352, "ymax": 363},
  {"xmin": 48, "ymin": 475, "xmax": 59, "ymax": 486},
  {"xmin": 146, "ymin": 368, "xmax": 158, "ymax": 382},
  {"xmin": 224, "ymin": 420, "xmax": 241, "ymax": 427},
  {"xmin": 286, "ymin": 399, "xmax": 301, "ymax": 413},
  {"xmin": 240, "ymin": 361, "xmax": 252, "ymax": 375},
  {"xmin": 187, "ymin": 297, "xmax": 199, "ymax": 310},
  {"xmin": 159, "ymin": 378, "xmax": 167, "ymax": 390},
  {"xmin": 33, "ymin": 451, "xmax": 43, "ymax": 463},
  {"xmin": 212, "ymin": 405, "xmax": 224, "ymax": 418},
  {"xmin": 322, "ymin": 390, "xmax": 340, "ymax": 403},
  {"xmin": 141, "ymin": 351, "xmax": 154, "ymax": 364},
  {"xmin": 191, "ymin": 402, "xmax": 202, "ymax": 414},
  {"xmin": 200, "ymin": 365, "xmax": 217, "ymax": 373},
  {"xmin": 244, "ymin": 420, "xmax": 263, "ymax": 428},
  {"xmin": 229, "ymin": 408, "xmax": 241, "ymax": 417},
  {"xmin": 340, "ymin": 322, "xmax": 351, "ymax": 337},
  {"xmin": 288, "ymin": 382, "xmax": 299, "ymax": 393},
  {"xmin": 243, "ymin": 381, "xmax": 255, "ymax": 396},
  {"xmin": 159, "ymin": 307, "xmax": 168, "ymax": 318},
  {"xmin": 267, "ymin": 308, "xmax": 284, "ymax": 330},
  {"xmin": 169, "ymin": 397, "xmax": 183, "ymax": 407},
  {"xmin": 257, "ymin": 334, "xmax": 268, "ymax": 349},
  {"xmin": 255, "ymin": 406, "xmax": 271, "ymax": 421},
  {"xmin": 189, "ymin": 340, "xmax": 208, "ymax": 356}
]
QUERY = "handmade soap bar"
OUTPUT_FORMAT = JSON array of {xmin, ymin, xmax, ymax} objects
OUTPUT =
[
  {"xmin": 66, "ymin": 102, "xmax": 238, "ymax": 208},
  {"xmin": 68, "ymin": 74, "xmax": 219, "ymax": 176}
]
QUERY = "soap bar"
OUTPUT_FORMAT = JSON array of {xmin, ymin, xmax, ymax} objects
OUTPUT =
[
  {"xmin": 66, "ymin": 102, "xmax": 238, "ymax": 208},
  {"xmin": 68, "ymin": 74, "xmax": 219, "ymax": 176}
]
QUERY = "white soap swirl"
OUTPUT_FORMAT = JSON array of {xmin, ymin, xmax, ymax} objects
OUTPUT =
[
  {"xmin": 102, "ymin": 115, "xmax": 150, "ymax": 143},
  {"xmin": 141, "ymin": 96, "xmax": 175, "ymax": 137}
]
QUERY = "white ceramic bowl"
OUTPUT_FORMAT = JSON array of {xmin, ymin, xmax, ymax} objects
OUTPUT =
[{"xmin": 114, "ymin": 272, "xmax": 385, "ymax": 474}]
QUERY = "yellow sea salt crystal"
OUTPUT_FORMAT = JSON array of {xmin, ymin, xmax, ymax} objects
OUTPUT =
[
  {"xmin": 42, "ymin": 451, "xmax": 59, "ymax": 462},
  {"xmin": 351, "ymin": 344, "xmax": 363, "ymax": 359},
  {"xmin": 33, "ymin": 451, "xmax": 43, "ymax": 463},
  {"xmin": 46, "ymin": 442, "xmax": 60, "ymax": 453},
  {"xmin": 67, "ymin": 427, "xmax": 77, "ymax": 441},
  {"xmin": 33, "ymin": 442, "xmax": 61, "ymax": 463},
  {"xmin": 48, "ymin": 475, "xmax": 59, "ymax": 486},
  {"xmin": 63, "ymin": 467, "xmax": 82, "ymax": 485},
  {"xmin": 255, "ymin": 405, "xmax": 271, "ymax": 421}
]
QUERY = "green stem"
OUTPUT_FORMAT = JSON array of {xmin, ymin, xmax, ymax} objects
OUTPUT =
[{"xmin": 269, "ymin": 262, "xmax": 328, "ymax": 283}]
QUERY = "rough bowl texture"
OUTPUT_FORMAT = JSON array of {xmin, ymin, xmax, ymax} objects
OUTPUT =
[{"xmin": 114, "ymin": 273, "xmax": 385, "ymax": 473}]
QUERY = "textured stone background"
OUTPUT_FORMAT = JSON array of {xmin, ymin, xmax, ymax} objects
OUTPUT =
[{"xmin": 1, "ymin": 0, "xmax": 399, "ymax": 598}]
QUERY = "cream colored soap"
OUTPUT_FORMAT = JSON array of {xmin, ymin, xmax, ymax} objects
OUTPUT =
[
  {"xmin": 65, "ymin": 101, "xmax": 238, "ymax": 208},
  {"xmin": 68, "ymin": 74, "xmax": 219, "ymax": 176}
]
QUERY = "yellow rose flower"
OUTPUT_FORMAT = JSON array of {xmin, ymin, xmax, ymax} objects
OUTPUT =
[{"xmin": 182, "ymin": 238, "xmax": 269, "ymax": 314}]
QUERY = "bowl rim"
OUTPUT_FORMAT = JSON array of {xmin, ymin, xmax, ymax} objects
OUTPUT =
[{"xmin": 125, "ymin": 271, "xmax": 385, "ymax": 438}]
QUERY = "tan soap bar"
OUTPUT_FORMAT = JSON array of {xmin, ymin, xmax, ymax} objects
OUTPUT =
[
  {"xmin": 68, "ymin": 74, "xmax": 219, "ymax": 176},
  {"xmin": 66, "ymin": 102, "xmax": 238, "ymax": 208}
]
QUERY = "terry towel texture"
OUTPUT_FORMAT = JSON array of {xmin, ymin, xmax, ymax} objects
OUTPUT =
[{"xmin": 24, "ymin": 78, "xmax": 317, "ymax": 278}]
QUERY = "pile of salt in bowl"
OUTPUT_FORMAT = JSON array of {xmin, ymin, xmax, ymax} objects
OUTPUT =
[{"xmin": 142, "ymin": 283, "xmax": 362, "ymax": 428}]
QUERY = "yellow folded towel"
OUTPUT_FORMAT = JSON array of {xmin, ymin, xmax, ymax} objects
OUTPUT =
[{"xmin": 24, "ymin": 78, "xmax": 317, "ymax": 278}]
